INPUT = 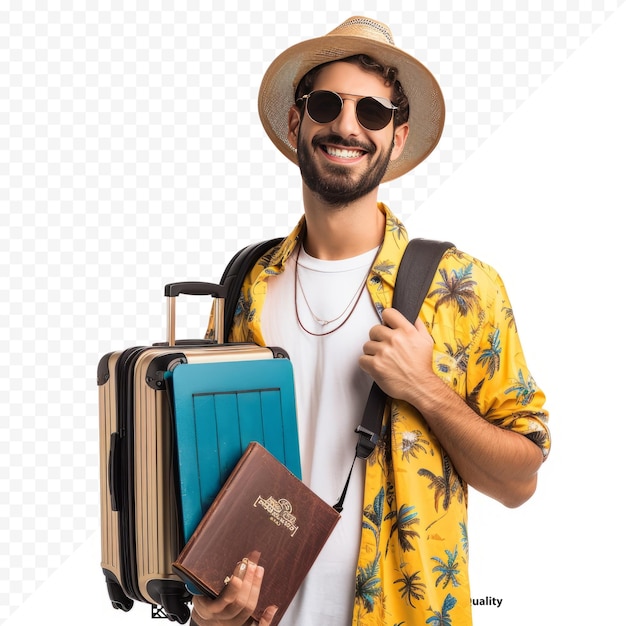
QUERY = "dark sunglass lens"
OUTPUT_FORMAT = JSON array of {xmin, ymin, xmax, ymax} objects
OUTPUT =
[
  {"xmin": 307, "ymin": 91, "xmax": 343, "ymax": 124},
  {"xmin": 356, "ymin": 97, "xmax": 393, "ymax": 130}
]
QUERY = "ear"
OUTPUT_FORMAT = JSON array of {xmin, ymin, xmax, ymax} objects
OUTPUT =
[
  {"xmin": 390, "ymin": 123, "xmax": 409, "ymax": 162},
  {"xmin": 287, "ymin": 105, "xmax": 302, "ymax": 150}
]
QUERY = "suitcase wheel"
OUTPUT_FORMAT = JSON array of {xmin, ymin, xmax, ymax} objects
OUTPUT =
[
  {"xmin": 161, "ymin": 593, "xmax": 190, "ymax": 623},
  {"xmin": 106, "ymin": 578, "xmax": 134, "ymax": 612}
]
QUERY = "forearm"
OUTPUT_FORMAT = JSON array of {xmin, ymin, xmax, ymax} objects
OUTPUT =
[{"xmin": 405, "ymin": 372, "xmax": 544, "ymax": 508}]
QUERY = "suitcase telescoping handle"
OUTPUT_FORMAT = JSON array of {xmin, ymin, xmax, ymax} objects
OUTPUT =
[{"xmin": 164, "ymin": 282, "xmax": 227, "ymax": 347}]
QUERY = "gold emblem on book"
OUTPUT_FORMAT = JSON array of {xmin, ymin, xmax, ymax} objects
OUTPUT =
[{"xmin": 254, "ymin": 496, "xmax": 299, "ymax": 537}]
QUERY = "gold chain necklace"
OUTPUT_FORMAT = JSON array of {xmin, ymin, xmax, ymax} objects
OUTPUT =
[{"xmin": 294, "ymin": 242, "xmax": 380, "ymax": 337}]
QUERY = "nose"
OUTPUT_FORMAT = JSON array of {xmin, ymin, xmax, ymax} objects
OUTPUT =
[{"xmin": 329, "ymin": 97, "xmax": 361, "ymax": 136}]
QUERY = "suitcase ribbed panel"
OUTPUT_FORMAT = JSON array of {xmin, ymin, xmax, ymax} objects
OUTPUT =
[
  {"xmin": 99, "ymin": 352, "xmax": 122, "ymax": 582},
  {"xmin": 133, "ymin": 350, "xmax": 183, "ymax": 603}
]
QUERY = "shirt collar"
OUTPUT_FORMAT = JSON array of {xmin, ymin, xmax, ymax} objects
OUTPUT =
[{"xmin": 264, "ymin": 203, "xmax": 409, "ymax": 309}]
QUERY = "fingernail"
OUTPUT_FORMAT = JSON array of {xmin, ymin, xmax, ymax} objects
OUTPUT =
[{"xmin": 233, "ymin": 558, "xmax": 248, "ymax": 580}]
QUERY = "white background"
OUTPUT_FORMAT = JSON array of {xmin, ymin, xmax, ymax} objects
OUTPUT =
[{"xmin": 2, "ymin": 2, "xmax": 624, "ymax": 625}]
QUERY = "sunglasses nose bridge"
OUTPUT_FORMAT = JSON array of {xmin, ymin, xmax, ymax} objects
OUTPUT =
[{"xmin": 329, "ymin": 95, "xmax": 361, "ymax": 131}]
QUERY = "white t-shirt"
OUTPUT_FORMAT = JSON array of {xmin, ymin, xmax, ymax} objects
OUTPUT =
[{"xmin": 261, "ymin": 245, "xmax": 380, "ymax": 625}]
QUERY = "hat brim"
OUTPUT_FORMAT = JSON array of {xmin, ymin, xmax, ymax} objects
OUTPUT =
[{"xmin": 258, "ymin": 34, "xmax": 445, "ymax": 183}]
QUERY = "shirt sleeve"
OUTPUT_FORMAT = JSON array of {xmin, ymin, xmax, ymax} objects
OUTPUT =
[{"xmin": 465, "ymin": 261, "xmax": 551, "ymax": 457}]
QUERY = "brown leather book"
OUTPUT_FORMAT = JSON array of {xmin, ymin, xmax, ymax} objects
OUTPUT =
[{"xmin": 172, "ymin": 441, "xmax": 341, "ymax": 624}]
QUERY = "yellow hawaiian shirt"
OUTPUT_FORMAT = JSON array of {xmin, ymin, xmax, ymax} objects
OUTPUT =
[{"xmin": 207, "ymin": 203, "xmax": 550, "ymax": 626}]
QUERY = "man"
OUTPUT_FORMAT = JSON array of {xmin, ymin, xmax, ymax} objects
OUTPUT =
[{"xmin": 192, "ymin": 16, "xmax": 550, "ymax": 626}]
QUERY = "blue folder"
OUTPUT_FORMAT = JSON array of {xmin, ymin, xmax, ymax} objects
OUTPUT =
[{"xmin": 168, "ymin": 358, "xmax": 301, "ymax": 543}]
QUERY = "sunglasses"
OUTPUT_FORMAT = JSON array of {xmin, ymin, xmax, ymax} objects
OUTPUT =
[{"xmin": 298, "ymin": 90, "xmax": 398, "ymax": 131}]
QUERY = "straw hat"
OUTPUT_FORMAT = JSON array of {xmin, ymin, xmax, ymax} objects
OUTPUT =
[{"xmin": 258, "ymin": 16, "xmax": 445, "ymax": 183}]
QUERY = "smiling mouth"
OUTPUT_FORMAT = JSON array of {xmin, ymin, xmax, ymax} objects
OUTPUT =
[
  {"xmin": 312, "ymin": 134, "xmax": 374, "ymax": 162},
  {"xmin": 323, "ymin": 145, "xmax": 365, "ymax": 159},
  {"xmin": 321, "ymin": 145, "xmax": 367, "ymax": 160}
]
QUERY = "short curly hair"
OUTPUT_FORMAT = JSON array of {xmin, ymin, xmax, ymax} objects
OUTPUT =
[{"xmin": 294, "ymin": 54, "xmax": 410, "ymax": 127}]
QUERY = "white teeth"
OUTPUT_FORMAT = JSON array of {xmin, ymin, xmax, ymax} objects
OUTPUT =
[{"xmin": 325, "ymin": 146, "xmax": 363, "ymax": 159}]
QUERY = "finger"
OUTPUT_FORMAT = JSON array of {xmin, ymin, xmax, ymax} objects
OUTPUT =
[
  {"xmin": 358, "ymin": 353, "xmax": 374, "ymax": 376},
  {"xmin": 381, "ymin": 307, "xmax": 411, "ymax": 329},
  {"xmin": 219, "ymin": 558, "xmax": 259, "ymax": 618},
  {"xmin": 244, "ymin": 563, "xmax": 266, "ymax": 615},
  {"xmin": 368, "ymin": 323, "xmax": 393, "ymax": 342},
  {"xmin": 414, "ymin": 317, "xmax": 427, "ymax": 332},
  {"xmin": 193, "ymin": 556, "xmax": 259, "ymax": 621},
  {"xmin": 258, "ymin": 605, "xmax": 279, "ymax": 626},
  {"xmin": 223, "ymin": 551, "xmax": 265, "ymax": 618},
  {"xmin": 361, "ymin": 339, "xmax": 380, "ymax": 357}
]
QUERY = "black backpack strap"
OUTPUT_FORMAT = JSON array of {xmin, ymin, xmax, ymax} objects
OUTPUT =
[
  {"xmin": 220, "ymin": 237, "xmax": 284, "ymax": 337},
  {"xmin": 355, "ymin": 238, "xmax": 454, "ymax": 459}
]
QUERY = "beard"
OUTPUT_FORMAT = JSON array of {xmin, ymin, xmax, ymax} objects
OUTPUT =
[{"xmin": 297, "ymin": 133, "xmax": 393, "ymax": 207}]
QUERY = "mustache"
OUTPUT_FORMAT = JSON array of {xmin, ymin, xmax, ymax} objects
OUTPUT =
[{"xmin": 311, "ymin": 134, "xmax": 375, "ymax": 153}]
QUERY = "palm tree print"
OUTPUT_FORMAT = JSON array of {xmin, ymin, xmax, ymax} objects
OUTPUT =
[
  {"xmin": 357, "ymin": 489, "xmax": 385, "ymax": 615},
  {"xmin": 466, "ymin": 379, "xmax": 485, "ymax": 415},
  {"xmin": 502, "ymin": 304, "xmax": 517, "ymax": 331},
  {"xmin": 523, "ymin": 417, "xmax": 550, "ymax": 449},
  {"xmin": 235, "ymin": 293, "xmax": 251, "ymax": 322},
  {"xmin": 386, "ymin": 215, "xmax": 408, "ymax": 245},
  {"xmin": 476, "ymin": 327, "xmax": 501, "ymax": 379},
  {"xmin": 355, "ymin": 554, "xmax": 382, "ymax": 613},
  {"xmin": 429, "ymin": 264, "xmax": 479, "ymax": 316},
  {"xmin": 373, "ymin": 260, "xmax": 395, "ymax": 276},
  {"xmin": 370, "ymin": 405, "xmax": 400, "ymax": 470},
  {"xmin": 400, "ymin": 429, "xmax": 431, "ymax": 461},
  {"xmin": 426, "ymin": 593, "xmax": 457, "ymax": 626},
  {"xmin": 362, "ymin": 487, "xmax": 385, "ymax": 549},
  {"xmin": 373, "ymin": 300, "xmax": 386, "ymax": 322},
  {"xmin": 443, "ymin": 340, "xmax": 470, "ymax": 374},
  {"xmin": 432, "ymin": 546, "xmax": 461, "ymax": 588},
  {"xmin": 505, "ymin": 369, "xmax": 537, "ymax": 406},
  {"xmin": 385, "ymin": 480, "xmax": 396, "ymax": 509},
  {"xmin": 385, "ymin": 503, "xmax": 420, "ymax": 554},
  {"xmin": 418, "ymin": 454, "xmax": 463, "ymax": 515},
  {"xmin": 459, "ymin": 522, "xmax": 469, "ymax": 556},
  {"xmin": 394, "ymin": 566, "xmax": 426, "ymax": 608},
  {"xmin": 259, "ymin": 249, "xmax": 279, "ymax": 269},
  {"xmin": 370, "ymin": 421, "xmax": 392, "ymax": 470}
]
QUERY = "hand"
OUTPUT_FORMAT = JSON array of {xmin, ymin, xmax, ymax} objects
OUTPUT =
[
  {"xmin": 359, "ymin": 308, "xmax": 435, "ymax": 403},
  {"xmin": 191, "ymin": 552, "xmax": 278, "ymax": 626}
]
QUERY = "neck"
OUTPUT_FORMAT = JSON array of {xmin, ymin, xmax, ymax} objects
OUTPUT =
[{"xmin": 300, "ymin": 185, "xmax": 385, "ymax": 260}]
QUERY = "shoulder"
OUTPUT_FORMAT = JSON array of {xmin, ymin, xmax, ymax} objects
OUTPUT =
[
  {"xmin": 242, "ymin": 218, "xmax": 306, "ymax": 284},
  {"xmin": 434, "ymin": 247, "xmax": 507, "ymax": 297},
  {"xmin": 421, "ymin": 247, "xmax": 517, "ymax": 342}
]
